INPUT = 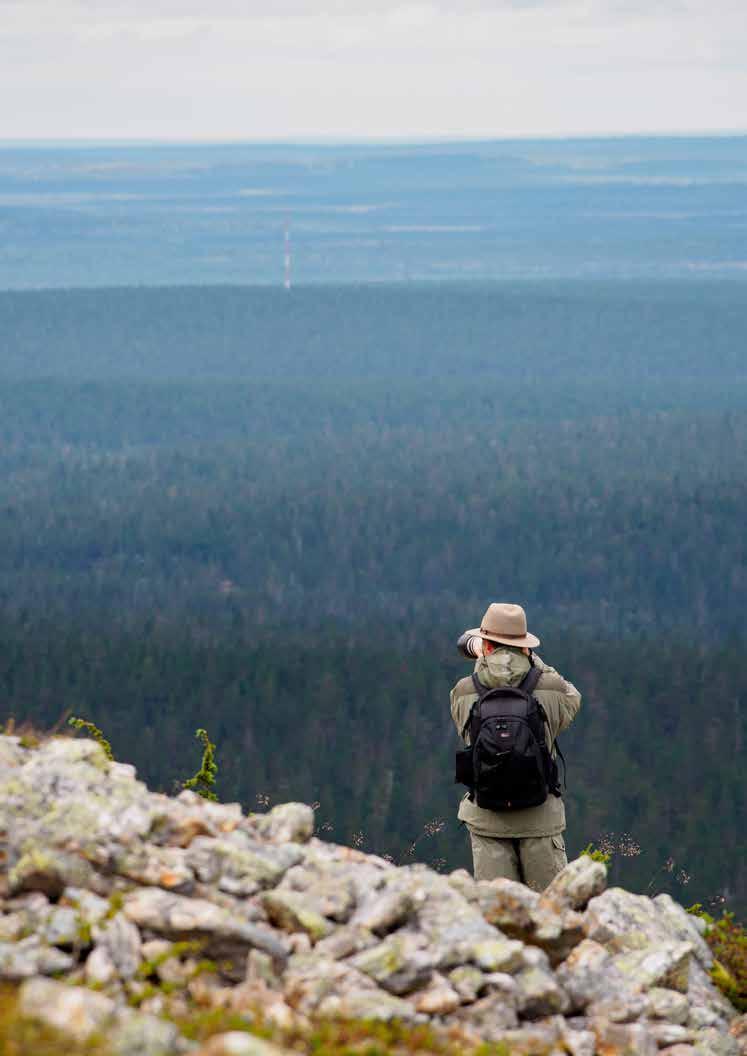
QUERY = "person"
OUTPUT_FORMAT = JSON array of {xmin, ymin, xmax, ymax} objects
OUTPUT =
[{"xmin": 450, "ymin": 602, "xmax": 581, "ymax": 890}]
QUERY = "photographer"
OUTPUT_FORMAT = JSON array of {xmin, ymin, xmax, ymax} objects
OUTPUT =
[{"xmin": 451, "ymin": 603, "xmax": 581, "ymax": 890}]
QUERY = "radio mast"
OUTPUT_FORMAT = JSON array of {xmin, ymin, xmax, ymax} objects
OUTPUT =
[{"xmin": 284, "ymin": 217, "xmax": 292, "ymax": 291}]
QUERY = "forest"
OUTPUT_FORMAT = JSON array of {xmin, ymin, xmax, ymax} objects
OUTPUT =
[{"xmin": 0, "ymin": 280, "xmax": 744, "ymax": 914}]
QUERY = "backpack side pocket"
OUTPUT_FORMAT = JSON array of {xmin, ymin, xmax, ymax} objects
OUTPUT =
[{"xmin": 455, "ymin": 747, "xmax": 474, "ymax": 787}]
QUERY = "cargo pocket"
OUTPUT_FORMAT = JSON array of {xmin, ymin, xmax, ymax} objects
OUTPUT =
[{"xmin": 551, "ymin": 833, "xmax": 567, "ymax": 873}]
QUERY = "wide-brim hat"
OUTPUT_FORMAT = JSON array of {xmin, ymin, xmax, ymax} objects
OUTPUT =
[{"xmin": 468, "ymin": 602, "xmax": 540, "ymax": 649}]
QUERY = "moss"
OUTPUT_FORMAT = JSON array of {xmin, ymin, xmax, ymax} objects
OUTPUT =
[
  {"xmin": 104, "ymin": 892, "xmax": 125, "ymax": 921},
  {"xmin": 136, "ymin": 940, "xmax": 205, "ymax": 980},
  {"xmin": 172, "ymin": 1007, "xmax": 257, "ymax": 1042}
]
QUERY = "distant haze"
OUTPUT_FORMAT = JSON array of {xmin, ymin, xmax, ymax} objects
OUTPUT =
[{"xmin": 1, "ymin": 0, "xmax": 745, "ymax": 139}]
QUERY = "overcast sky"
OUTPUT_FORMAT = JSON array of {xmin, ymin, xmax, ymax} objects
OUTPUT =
[{"xmin": 2, "ymin": 0, "xmax": 745, "ymax": 140}]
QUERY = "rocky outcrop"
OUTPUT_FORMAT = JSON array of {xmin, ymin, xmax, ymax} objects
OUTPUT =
[{"xmin": 0, "ymin": 734, "xmax": 741, "ymax": 1055}]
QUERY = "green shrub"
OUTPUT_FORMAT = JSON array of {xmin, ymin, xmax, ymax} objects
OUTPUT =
[
  {"xmin": 705, "ymin": 912, "xmax": 747, "ymax": 1012},
  {"xmin": 580, "ymin": 842, "xmax": 612, "ymax": 865}
]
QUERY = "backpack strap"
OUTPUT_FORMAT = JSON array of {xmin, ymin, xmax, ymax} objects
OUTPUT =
[
  {"xmin": 519, "ymin": 663, "xmax": 542, "ymax": 697},
  {"xmin": 471, "ymin": 672, "xmax": 489, "ymax": 697},
  {"xmin": 461, "ymin": 673, "xmax": 489, "ymax": 741}
]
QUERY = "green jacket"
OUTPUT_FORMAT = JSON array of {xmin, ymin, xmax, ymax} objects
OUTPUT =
[{"xmin": 450, "ymin": 647, "xmax": 581, "ymax": 838}]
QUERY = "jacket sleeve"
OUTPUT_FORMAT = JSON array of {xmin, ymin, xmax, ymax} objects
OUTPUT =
[
  {"xmin": 533, "ymin": 655, "xmax": 582, "ymax": 738},
  {"xmin": 450, "ymin": 677, "xmax": 476, "ymax": 743}
]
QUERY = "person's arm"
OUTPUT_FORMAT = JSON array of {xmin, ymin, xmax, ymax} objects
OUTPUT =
[
  {"xmin": 533, "ymin": 654, "xmax": 582, "ymax": 734},
  {"xmin": 450, "ymin": 679, "xmax": 476, "ymax": 743},
  {"xmin": 456, "ymin": 629, "xmax": 483, "ymax": 660}
]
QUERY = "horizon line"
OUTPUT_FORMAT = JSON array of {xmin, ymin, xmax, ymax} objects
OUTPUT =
[{"xmin": 2, "ymin": 129, "xmax": 747, "ymax": 149}]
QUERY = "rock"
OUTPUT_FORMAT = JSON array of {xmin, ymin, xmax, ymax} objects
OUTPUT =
[
  {"xmin": 279, "ymin": 862, "xmax": 357, "ymax": 922},
  {"xmin": 40, "ymin": 904, "xmax": 79, "ymax": 946},
  {"xmin": 586, "ymin": 994, "xmax": 647, "ymax": 1023},
  {"xmin": 585, "ymin": 888, "xmax": 708, "ymax": 968},
  {"xmin": 124, "ymin": 887, "xmax": 289, "ymax": 976},
  {"xmin": 283, "ymin": 953, "xmax": 378, "ymax": 1015},
  {"xmin": 9, "ymin": 847, "xmax": 93, "ymax": 898},
  {"xmin": 651, "ymin": 1023, "xmax": 697, "ymax": 1047},
  {"xmin": 647, "ymin": 986, "xmax": 690, "ymax": 1023},
  {"xmin": 528, "ymin": 903, "xmax": 586, "ymax": 965},
  {"xmin": 349, "ymin": 932, "xmax": 434, "ymax": 995},
  {"xmin": 540, "ymin": 856, "xmax": 607, "ymax": 912},
  {"xmin": 478, "ymin": 875, "xmax": 584, "ymax": 964},
  {"xmin": 230, "ymin": 981, "xmax": 298, "ymax": 1031},
  {"xmin": 0, "ymin": 736, "xmax": 26, "ymax": 768},
  {"xmin": 448, "ymin": 868, "xmax": 479, "ymax": 903},
  {"xmin": 561, "ymin": 1024, "xmax": 597, "ymax": 1056},
  {"xmin": 315, "ymin": 924, "xmax": 376, "ymax": 960},
  {"xmin": 614, "ymin": 940, "xmax": 694, "ymax": 993},
  {"xmin": 514, "ymin": 965, "xmax": 570, "ymax": 1018},
  {"xmin": 86, "ymin": 944, "xmax": 118, "ymax": 984},
  {"xmin": 0, "ymin": 736, "xmax": 739, "ymax": 1056},
  {"xmin": 659, "ymin": 1047, "xmax": 696, "ymax": 1056},
  {"xmin": 194, "ymin": 1031, "xmax": 293, "ymax": 1055},
  {"xmin": 589, "ymin": 1018, "xmax": 658, "ymax": 1056},
  {"xmin": 351, "ymin": 887, "xmax": 414, "ymax": 934},
  {"xmin": 410, "ymin": 972, "xmax": 461, "ymax": 1015},
  {"xmin": 246, "ymin": 949, "xmax": 281, "ymax": 988},
  {"xmin": 62, "ymin": 887, "xmax": 111, "ymax": 929},
  {"xmin": 124, "ymin": 891, "xmax": 287, "ymax": 958},
  {"xmin": 250, "ymin": 803, "xmax": 314, "ymax": 844},
  {"xmin": 94, "ymin": 912, "xmax": 143, "ymax": 979},
  {"xmin": 448, "ymin": 964, "xmax": 486, "ymax": 1003},
  {"xmin": 694, "ymin": 1028, "xmax": 741, "ymax": 1055},
  {"xmin": 453, "ymin": 989, "xmax": 520, "ymax": 1036},
  {"xmin": 19, "ymin": 975, "xmax": 116, "ymax": 1040},
  {"xmin": 687, "ymin": 959, "xmax": 736, "ymax": 1030},
  {"xmin": 316, "ymin": 989, "xmax": 418, "ymax": 1022},
  {"xmin": 730, "ymin": 1016, "xmax": 747, "ymax": 1056},
  {"xmin": 0, "ymin": 913, "xmax": 24, "ymax": 941},
  {"xmin": 112, "ymin": 844, "xmax": 194, "ymax": 892},
  {"xmin": 0, "ymin": 936, "xmax": 74, "ymax": 979},
  {"xmin": 478, "ymin": 877, "xmax": 539, "ymax": 935},
  {"xmin": 110, "ymin": 1007, "xmax": 183, "ymax": 1056},
  {"xmin": 469, "ymin": 937, "xmax": 526, "ymax": 973},
  {"xmin": 261, "ymin": 890, "xmax": 333, "ymax": 941},
  {"xmin": 653, "ymin": 894, "xmax": 714, "ymax": 968},
  {"xmin": 556, "ymin": 939, "xmax": 624, "ymax": 1010},
  {"xmin": 188, "ymin": 833, "xmax": 302, "ymax": 896},
  {"xmin": 481, "ymin": 1016, "xmax": 564, "ymax": 1054}
]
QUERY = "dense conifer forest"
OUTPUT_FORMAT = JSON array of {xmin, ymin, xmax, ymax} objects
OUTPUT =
[{"xmin": 0, "ymin": 281, "xmax": 744, "ymax": 914}]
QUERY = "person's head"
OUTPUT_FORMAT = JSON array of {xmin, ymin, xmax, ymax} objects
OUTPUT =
[{"xmin": 483, "ymin": 639, "xmax": 529, "ymax": 657}]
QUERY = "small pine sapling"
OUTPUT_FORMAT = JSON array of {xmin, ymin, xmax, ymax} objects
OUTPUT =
[
  {"xmin": 183, "ymin": 728, "xmax": 218, "ymax": 801},
  {"xmin": 68, "ymin": 716, "xmax": 114, "ymax": 760}
]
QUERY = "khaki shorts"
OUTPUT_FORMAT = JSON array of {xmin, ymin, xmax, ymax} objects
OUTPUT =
[{"xmin": 469, "ymin": 831, "xmax": 567, "ymax": 892}]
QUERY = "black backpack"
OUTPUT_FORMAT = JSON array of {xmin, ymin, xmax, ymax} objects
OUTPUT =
[{"xmin": 454, "ymin": 663, "xmax": 564, "ymax": 812}]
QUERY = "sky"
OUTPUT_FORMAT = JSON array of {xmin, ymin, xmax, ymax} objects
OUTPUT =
[{"xmin": 1, "ymin": 0, "xmax": 746, "ymax": 140}]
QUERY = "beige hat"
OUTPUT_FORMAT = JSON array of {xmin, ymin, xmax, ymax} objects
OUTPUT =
[{"xmin": 468, "ymin": 602, "xmax": 540, "ymax": 649}]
